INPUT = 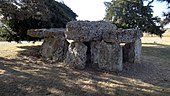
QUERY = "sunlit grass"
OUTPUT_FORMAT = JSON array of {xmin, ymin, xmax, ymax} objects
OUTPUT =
[{"xmin": 0, "ymin": 41, "xmax": 42, "ymax": 58}]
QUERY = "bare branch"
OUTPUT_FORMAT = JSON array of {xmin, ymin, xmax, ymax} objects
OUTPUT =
[{"xmin": 147, "ymin": 0, "xmax": 154, "ymax": 6}]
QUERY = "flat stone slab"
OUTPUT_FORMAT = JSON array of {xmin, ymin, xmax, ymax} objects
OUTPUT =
[
  {"xmin": 65, "ymin": 21, "xmax": 117, "ymax": 42},
  {"xmin": 27, "ymin": 28, "xmax": 65, "ymax": 38},
  {"xmin": 103, "ymin": 28, "xmax": 143, "ymax": 43}
]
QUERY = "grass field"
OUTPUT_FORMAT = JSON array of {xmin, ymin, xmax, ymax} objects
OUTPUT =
[{"xmin": 0, "ymin": 36, "xmax": 170, "ymax": 96}]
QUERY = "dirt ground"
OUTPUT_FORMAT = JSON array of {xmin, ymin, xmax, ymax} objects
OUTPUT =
[{"xmin": 0, "ymin": 37, "xmax": 170, "ymax": 96}]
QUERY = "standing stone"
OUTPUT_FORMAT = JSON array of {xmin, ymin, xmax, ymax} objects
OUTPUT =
[
  {"xmin": 28, "ymin": 28, "xmax": 68, "ymax": 62},
  {"xmin": 98, "ymin": 41, "xmax": 123, "ymax": 71},
  {"xmin": 123, "ymin": 39, "xmax": 141, "ymax": 63},
  {"xmin": 65, "ymin": 42, "xmax": 87, "ymax": 69},
  {"xmin": 40, "ymin": 37, "xmax": 68, "ymax": 62},
  {"xmin": 90, "ymin": 41, "xmax": 100, "ymax": 67}
]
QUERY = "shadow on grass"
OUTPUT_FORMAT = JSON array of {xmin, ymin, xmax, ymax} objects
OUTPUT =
[
  {"xmin": 0, "ymin": 44, "xmax": 169, "ymax": 96},
  {"xmin": 142, "ymin": 43, "xmax": 170, "ymax": 60},
  {"xmin": 17, "ymin": 45, "xmax": 41, "ymax": 58}
]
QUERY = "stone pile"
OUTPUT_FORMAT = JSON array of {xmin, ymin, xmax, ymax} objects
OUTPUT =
[{"xmin": 28, "ymin": 20, "xmax": 143, "ymax": 72}]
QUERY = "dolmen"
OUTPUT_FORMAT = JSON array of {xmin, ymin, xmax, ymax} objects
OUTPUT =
[{"xmin": 27, "ymin": 21, "xmax": 143, "ymax": 72}]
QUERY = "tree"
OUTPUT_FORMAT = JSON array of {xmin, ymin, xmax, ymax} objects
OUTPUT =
[
  {"xmin": 104, "ymin": 0, "xmax": 165, "ymax": 36},
  {"xmin": 157, "ymin": 0, "xmax": 170, "ymax": 25},
  {"xmin": 0, "ymin": 0, "xmax": 77, "ymax": 42}
]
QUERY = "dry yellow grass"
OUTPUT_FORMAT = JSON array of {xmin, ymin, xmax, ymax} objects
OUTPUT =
[
  {"xmin": 142, "ymin": 37, "xmax": 170, "ymax": 45},
  {"xmin": 0, "ymin": 37, "xmax": 170, "ymax": 96},
  {"xmin": 0, "ymin": 41, "xmax": 42, "ymax": 58},
  {"xmin": 163, "ymin": 29, "xmax": 170, "ymax": 37}
]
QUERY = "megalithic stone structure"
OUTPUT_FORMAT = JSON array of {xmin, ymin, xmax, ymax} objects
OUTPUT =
[
  {"xmin": 27, "ymin": 20, "xmax": 143, "ymax": 72},
  {"xmin": 65, "ymin": 21, "xmax": 143, "ymax": 71}
]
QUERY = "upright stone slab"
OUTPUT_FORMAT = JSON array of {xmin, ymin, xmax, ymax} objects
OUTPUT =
[
  {"xmin": 98, "ymin": 41, "xmax": 123, "ymax": 71},
  {"xmin": 40, "ymin": 37, "xmax": 68, "ymax": 61},
  {"xmin": 27, "ymin": 28, "xmax": 68, "ymax": 62},
  {"xmin": 123, "ymin": 39, "xmax": 142, "ymax": 63},
  {"xmin": 103, "ymin": 28, "xmax": 143, "ymax": 64},
  {"xmin": 90, "ymin": 41, "xmax": 100, "ymax": 67},
  {"xmin": 65, "ymin": 42, "xmax": 87, "ymax": 69}
]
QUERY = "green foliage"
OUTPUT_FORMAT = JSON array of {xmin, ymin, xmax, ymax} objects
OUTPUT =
[
  {"xmin": 0, "ymin": 0, "xmax": 77, "ymax": 42},
  {"xmin": 104, "ymin": 0, "xmax": 165, "ymax": 36},
  {"xmin": 0, "ymin": 22, "xmax": 18, "ymax": 41},
  {"xmin": 0, "ymin": 27, "xmax": 10, "ymax": 41}
]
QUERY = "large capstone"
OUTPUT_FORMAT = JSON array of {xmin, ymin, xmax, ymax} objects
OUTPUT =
[
  {"xmin": 103, "ymin": 28, "xmax": 143, "ymax": 43},
  {"xmin": 27, "ymin": 28, "xmax": 65, "ymax": 38},
  {"xmin": 65, "ymin": 42, "xmax": 87, "ymax": 69},
  {"xmin": 65, "ymin": 21, "xmax": 117, "ymax": 42}
]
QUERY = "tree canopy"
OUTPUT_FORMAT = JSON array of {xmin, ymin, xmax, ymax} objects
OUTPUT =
[
  {"xmin": 0, "ymin": 0, "xmax": 77, "ymax": 42},
  {"xmin": 157, "ymin": 0, "xmax": 170, "ymax": 25},
  {"xmin": 104, "ymin": 0, "xmax": 165, "ymax": 36}
]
